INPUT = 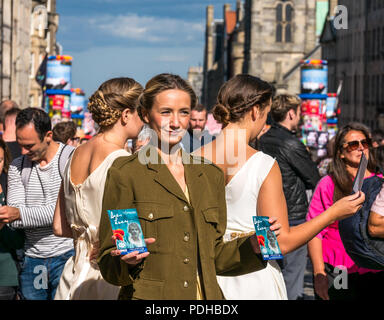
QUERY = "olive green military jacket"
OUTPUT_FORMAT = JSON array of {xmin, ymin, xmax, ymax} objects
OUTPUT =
[{"xmin": 97, "ymin": 146, "xmax": 266, "ymax": 300}]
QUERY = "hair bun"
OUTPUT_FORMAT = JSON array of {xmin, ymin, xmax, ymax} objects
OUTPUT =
[
  {"xmin": 88, "ymin": 90, "xmax": 122, "ymax": 128},
  {"xmin": 212, "ymin": 103, "xmax": 230, "ymax": 127}
]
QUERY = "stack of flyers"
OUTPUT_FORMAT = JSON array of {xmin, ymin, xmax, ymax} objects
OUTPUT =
[
  {"xmin": 107, "ymin": 208, "xmax": 147, "ymax": 255},
  {"xmin": 252, "ymin": 216, "xmax": 283, "ymax": 260}
]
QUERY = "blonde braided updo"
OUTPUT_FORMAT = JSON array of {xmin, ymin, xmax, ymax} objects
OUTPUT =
[
  {"xmin": 88, "ymin": 77, "xmax": 143, "ymax": 131},
  {"xmin": 212, "ymin": 74, "xmax": 274, "ymax": 128}
]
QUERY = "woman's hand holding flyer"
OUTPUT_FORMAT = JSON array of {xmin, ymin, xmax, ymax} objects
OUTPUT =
[{"xmin": 108, "ymin": 208, "xmax": 156, "ymax": 266}]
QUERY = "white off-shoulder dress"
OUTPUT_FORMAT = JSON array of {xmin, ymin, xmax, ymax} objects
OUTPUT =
[
  {"xmin": 216, "ymin": 152, "xmax": 288, "ymax": 300},
  {"xmin": 54, "ymin": 149, "xmax": 129, "ymax": 300}
]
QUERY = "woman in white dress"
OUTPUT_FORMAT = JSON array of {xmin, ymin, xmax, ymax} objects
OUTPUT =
[
  {"xmin": 52, "ymin": 77, "xmax": 144, "ymax": 300},
  {"xmin": 196, "ymin": 74, "xmax": 365, "ymax": 300}
]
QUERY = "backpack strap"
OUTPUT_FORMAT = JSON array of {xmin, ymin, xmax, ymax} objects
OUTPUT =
[
  {"xmin": 21, "ymin": 155, "xmax": 33, "ymax": 188},
  {"xmin": 58, "ymin": 144, "xmax": 75, "ymax": 179},
  {"xmin": 20, "ymin": 144, "xmax": 76, "ymax": 187}
]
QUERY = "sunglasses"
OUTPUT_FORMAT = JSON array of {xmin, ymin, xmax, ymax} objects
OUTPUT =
[
  {"xmin": 71, "ymin": 137, "xmax": 80, "ymax": 142},
  {"xmin": 342, "ymin": 138, "xmax": 371, "ymax": 152}
]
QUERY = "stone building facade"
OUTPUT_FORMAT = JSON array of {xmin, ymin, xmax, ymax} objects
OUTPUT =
[
  {"xmin": 321, "ymin": 0, "xmax": 384, "ymax": 129},
  {"xmin": 187, "ymin": 65, "xmax": 203, "ymax": 103},
  {"xmin": 0, "ymin": 0, "xmax": 32, "ymax": 107},
  {"xmin": 29, "ymin": 0, "xmax": 59, "ymax": 108},
  {"xmin": 202, "ymin": 3, "xmax": 240, "ymax": 109},
  {"xmin": 202, "ymin": 0, "xmax": 327, "ymax": 110},
  {"xmin": 0, "ymin": 0, "xmax": 58, "ymax": 108}
]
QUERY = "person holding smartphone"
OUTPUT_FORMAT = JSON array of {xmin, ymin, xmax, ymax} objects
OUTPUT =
[{"xmin": 307, "ymin": 122, "xmax": 384, "ymax": 300}]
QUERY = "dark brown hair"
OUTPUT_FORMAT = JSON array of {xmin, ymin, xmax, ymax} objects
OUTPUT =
[
  {"xmin": 52, "ymin": 121, "xmax": 77, "ymax": 144},
  {"xmin": 138, "ymin": 73, "xmax": 197, "ymax": 122},
  {"xmin": 329, "ymin": 122, "xmax": 376, "ymax": 201},
  {"xmin": 212, "ymin": 74, "xmax": 274, "ymax": 128},
  {"xmin": 192, "ymin": 104, "xmax": 207, "ymax": 113},
  {"xmin": 0, "ymin": 138, "xmax": 11, "ymax": 175}
]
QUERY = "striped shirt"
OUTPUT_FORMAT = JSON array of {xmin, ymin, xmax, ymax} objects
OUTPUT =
[{"xmin": 7, "ymin": 143, "xmax": 74, "ymax": 258}]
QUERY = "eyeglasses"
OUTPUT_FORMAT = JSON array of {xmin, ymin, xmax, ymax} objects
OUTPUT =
[
  {"xmin": 71, "ymin": 137, "xmax": 80, "ymax": 142},
  {"xmin": 342, "ymin": 138, "xmax": 371, "ymax": 152}
]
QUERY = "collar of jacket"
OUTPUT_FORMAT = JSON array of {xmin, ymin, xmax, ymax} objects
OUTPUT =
[
  {"xmin": 138, "ymin": 144, "xmax": 204, "ymax": 205},
  {"xmin": 272, "ymin": 122, "xmax": 297, "ymax": 136}
]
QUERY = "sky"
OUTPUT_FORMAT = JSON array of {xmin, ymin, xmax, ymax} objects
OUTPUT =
[{"xmin": 56, "ymin": 0, "xmax": 237, "ymax": 98}]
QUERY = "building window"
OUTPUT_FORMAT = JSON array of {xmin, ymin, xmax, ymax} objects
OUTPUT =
[
  {"xmin": 276, "ymin": 1, "xmax": 293, "ymax": 43},
  {"xmin": 276, "ymin": 23, "xmax": 283, "ymax": 42}
]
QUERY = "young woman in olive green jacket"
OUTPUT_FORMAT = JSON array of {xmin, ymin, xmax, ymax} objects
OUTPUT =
[{"xmin": 97, "ymin": 73, "xmax": 274, "ymax": 300}]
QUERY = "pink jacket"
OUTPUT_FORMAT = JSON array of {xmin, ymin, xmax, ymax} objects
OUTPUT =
[{"xmin": 306, "ymin": 174, "xmax": 381, "ymax": 274}]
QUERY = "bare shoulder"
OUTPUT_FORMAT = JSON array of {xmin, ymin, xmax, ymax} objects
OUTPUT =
[{"xmin": 262, "ymin": 161, "xmax": 283, "ymax": 189}]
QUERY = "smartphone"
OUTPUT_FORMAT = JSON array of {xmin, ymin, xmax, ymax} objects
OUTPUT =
[{"xmin": 352, "ymin": 151, "xmax": 368, "ymax": 194}]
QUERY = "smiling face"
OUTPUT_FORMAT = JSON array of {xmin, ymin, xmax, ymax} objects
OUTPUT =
[
  {"xmin": 144, "ymin": 89, "xmax": 191, "ymax": 148},
  {"xmin": 340, "ymin": 130, "xmax": 370, "ymax": 167},
  {"xmin": 16, "ymin": 123, "xmax": 51, "ymax": 162}
]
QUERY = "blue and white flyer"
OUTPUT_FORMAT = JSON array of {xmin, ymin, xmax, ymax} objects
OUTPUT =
[
  {"xmin": 107, "ymin": 208, "xmax": 147, "ymax": 255},
  {"xmin": 253, "ymin": 216, "xmax": 283, "ymax": 260}
]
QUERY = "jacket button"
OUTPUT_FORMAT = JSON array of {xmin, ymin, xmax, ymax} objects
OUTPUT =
[
  {"xmin": 183, "ymin": 281, "xmax": 189, "ymax": 288},
  {"xmin": 183, "ymin": 258, "xmax": 190, "ymax": 264},
  {"xmin": 183, "ymin": 233, "xmax": 190, "ymax": 242},
  {"xmin": 148, "ymin": 213, "xmax": 154, "ymax": 220},
  {"xmin": 183, "ymin": 205, "xmax": 189, "ymax": 212}
]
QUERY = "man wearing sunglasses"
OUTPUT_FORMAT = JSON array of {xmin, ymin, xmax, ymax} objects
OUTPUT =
[{"xmin": 259, "ymin": 94, "xmax": 321, "ymax": 300}]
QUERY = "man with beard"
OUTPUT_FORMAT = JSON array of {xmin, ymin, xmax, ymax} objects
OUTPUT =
[{"xmin": 181, "ymin": 104, "xmax": 215, "ymax": 153}]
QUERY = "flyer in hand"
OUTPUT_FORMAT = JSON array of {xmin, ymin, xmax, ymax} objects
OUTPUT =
[
  {"xmin": 252, "ymin": 216, "xmax": 283, "ymax": 260},
  {"xmin": 107, "ymin": 208, "xmax": 147, "ymax": 255}
]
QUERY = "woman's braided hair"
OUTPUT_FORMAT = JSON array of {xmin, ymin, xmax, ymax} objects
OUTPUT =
[
  {"xmin": 212, "ymin": 74, "xmax": 274, "ymax": 128},
  {"xmin": 88, "ymin": 77, "xmax": 143, "ymax": 131}
]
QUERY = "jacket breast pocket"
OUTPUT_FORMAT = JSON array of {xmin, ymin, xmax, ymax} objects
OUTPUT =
[
  {"xmin": 135, "ymin": 202, "xmax": 174, "ymax": 253},
  {"xmin": 202, "ymin": 207, "xmax": 219, "ymax": 224}
]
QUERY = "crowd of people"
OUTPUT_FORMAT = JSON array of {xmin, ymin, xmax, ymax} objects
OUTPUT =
[{"xmin": 0, "ymin": 73, "xmax": 382, "ymax": 301}]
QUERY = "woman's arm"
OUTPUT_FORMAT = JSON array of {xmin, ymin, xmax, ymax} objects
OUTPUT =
[
  {"xmin": 257, "ymin": 162, "xmax": 365, "ymax": 254},
  {"xmin": 368, "ymin": 211, "xmax": 384, "ymax": 238},
  {"xmin": 52, "ymin": 182, "xmax": 73, "ymax": 238}
]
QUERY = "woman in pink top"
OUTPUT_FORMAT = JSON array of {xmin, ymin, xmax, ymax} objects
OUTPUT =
[{"xmin": 307, "ymin": 122, "xmax": 384, "ymax": 300}]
